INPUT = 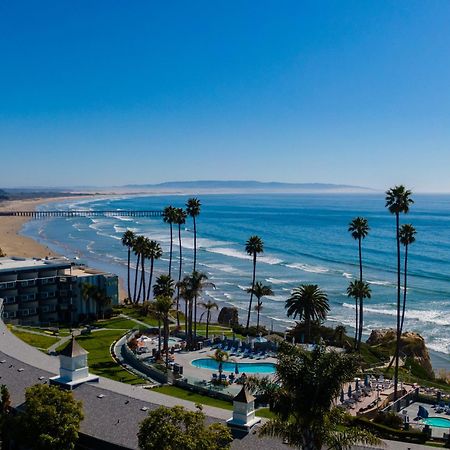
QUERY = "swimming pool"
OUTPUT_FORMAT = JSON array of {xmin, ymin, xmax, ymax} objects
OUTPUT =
[
  {"xmin": 191, "ymin": 358, "xmax": 275, "ymax": 374},
  {"xmin": 422, "ymin": 417, "xmax": 450, "ymax": 428}
]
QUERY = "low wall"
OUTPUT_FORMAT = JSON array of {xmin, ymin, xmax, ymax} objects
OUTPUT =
[{"xmin": 120, "ymin": 332, "xmax": 168, "ymax": 384}]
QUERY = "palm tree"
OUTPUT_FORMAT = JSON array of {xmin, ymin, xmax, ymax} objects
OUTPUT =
[
  {"xmin": 399, "ymin": 224, "xmax": 417, "ymax": 334},
  {"xmin": 198, "ymin": 300, "xmax": 218, "ymax": 338},
  {"xmin": 186, "ymin": 198, "xmax": 201, "ymax": 271},
  {"xmin": 210, "ymin": 349, "xmax": 229, "ymax": 383},
  {"xmin": 285, "ymin": 284, "xmax": 329, "ymax": 343},
  {"xmin": 249, "ymin": 343, "xmax": 379, "ymax": 450},
  {"xmin": 132, "ymin": 235, "xmax": 146, "ymax": 303},
  {"xmin": 139, "ymin": 237, "xmax": 151, "ymax": 302},
  {"xmin": 174, "ymin": 208, "xmax": 187, "ymax": 327},
  {"xmin": 385, "ymin": 185, "xmax": 414, "ymax": 401},
  {"xmin": 121, "ymin": 230, "xmax": 135, "ymax": 302},
  {"xmin": 346, "ymin": 280, "xmax": 371, "ymax": 350},
  {"xmin": 153, "ymin": 274, "xmax": 175, "ymax": 299},
  {"xmin": 145, "ymin": 240, "xmax": 163, "ymax": 300},
  {"xmin": 154, "ymin": 296, "xmax": 173, "ymax": 367},
  {"xmin": 162, "ymin": 206, "xmax": 177, "ymax": 278},
  {"xmin": 246, "ymin": 281, "xmax": 273, "ymax": 333},
  {"xmin": 245, "ymin": 235, "xmax": 264, "ymax": 330},
  {"xmin": 348, "ymin": 217, "xmax": 369, "ymax": 346}
]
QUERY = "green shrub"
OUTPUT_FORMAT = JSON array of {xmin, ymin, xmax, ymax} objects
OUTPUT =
[{"xmin": 373, "ymin": 411, "xmax": 403, "ymax": 430}]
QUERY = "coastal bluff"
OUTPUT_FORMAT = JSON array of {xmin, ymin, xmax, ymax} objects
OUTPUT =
[{"xmin": 367, "ymin": 329, "xmax": 434, "ymax": 377}]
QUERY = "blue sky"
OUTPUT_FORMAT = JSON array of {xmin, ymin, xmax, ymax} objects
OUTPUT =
[{"xmin": 1, "ymin": 1, "xmax": 450, "ymax": 191}]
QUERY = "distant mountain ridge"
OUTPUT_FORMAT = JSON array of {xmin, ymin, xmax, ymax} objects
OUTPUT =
[{"xmin": 123, "ymin": 180, "xmax": 375, "ymax": 192}]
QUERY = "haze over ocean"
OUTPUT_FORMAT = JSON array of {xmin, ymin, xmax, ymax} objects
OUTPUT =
[{"xmin": 21, "ymin": 193, "xmax": 450, "ymax": 367}]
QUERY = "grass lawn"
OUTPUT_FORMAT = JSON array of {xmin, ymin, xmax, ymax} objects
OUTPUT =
[
  {"xmin": 152, "ymin": 385, "xmax": 233, "ymax": 410},
  {"xmin": 92, "ymin": 317, "xmax": 147, "ymax": 331},
  {"xmin": 195, "ymin": 324, "xmax": 245, "ymax": 340},
  {"xmin": 11, "ymin": 329, "xmax": 59, "ymax": 350},
  {"xmin": 70, "ymin": 329, "xmax": 146, "ymax": 385},
  {"xmin": 119, "ymin": 308, "xmax": 159, "ymax": 327}
]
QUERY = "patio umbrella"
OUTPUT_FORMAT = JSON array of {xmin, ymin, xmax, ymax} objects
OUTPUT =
[
  {"xmin": 340, "ymin": 389, "xmax": 345, "ymax": 403},
  {"xmin": 292, "ymin": 336, "xmax": 295, "ymax": 345},
  {"xmin": 218, "ymin": 361, "xmax": 223, "ymax": 374},
  {"xmin": 355, "ymin": 378, "xmax": 360, "ymax": 390},
  {"xmin": 364, "ymin": 374, "xmax": 369, "ymax": 387},
  {"xmin": 246, "ymin": 335, "xmax": 250, "ymax": 344},
  {"xmin": 222, "ymin": 333, "xmax": 226, "ymax": 341},
  {"xmin": 232, "ymin": 332, "xmax": 236, "ymax": 342},
  {"xmin": 250, "ymin": 340, "xmax": 255, "ymax": 350},
  {"xmin": 348, "ymin": 385, "xmax": 352, "ymax": 398},
  {"xmin": 235, "ymin": 363, "xmax": 239, "ymax": 375}
]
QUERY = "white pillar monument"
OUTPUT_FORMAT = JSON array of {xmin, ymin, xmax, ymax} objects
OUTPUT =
[{"xmin": 227, "ymin": 384, "xmax": 261, "ymax": 431}]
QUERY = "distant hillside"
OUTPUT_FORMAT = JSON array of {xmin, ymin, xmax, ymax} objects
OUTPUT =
[{"xmin": 123, "ymin": 180, "xmax": 374, "ymax": 193}]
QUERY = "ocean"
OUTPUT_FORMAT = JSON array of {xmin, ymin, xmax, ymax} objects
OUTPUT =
[{"xmin": 21, "ymin": 193, "xmax": 450, "ymax": 368}]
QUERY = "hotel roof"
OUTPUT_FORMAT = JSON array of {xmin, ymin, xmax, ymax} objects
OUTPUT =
[{"xmin": 0, "ymin": 256, "xmax": 71, "ymax": 272}]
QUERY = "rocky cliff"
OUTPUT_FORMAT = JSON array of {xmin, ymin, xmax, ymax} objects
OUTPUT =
[{"xmin": 367, "ymin": 328, "xmax": 434, "ymax": 378}]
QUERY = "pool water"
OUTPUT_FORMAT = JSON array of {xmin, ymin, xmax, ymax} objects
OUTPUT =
[
  {"xmin": 422, "ymin": 417, "xmax": 450, "ymax": 428},
  {"xmin": 191, "ymin": 358, "xmax": 276, "ymax": 374}
]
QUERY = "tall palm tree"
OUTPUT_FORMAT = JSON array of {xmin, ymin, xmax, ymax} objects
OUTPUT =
[
  {"xmin": 346, "ymin": 280, "xmax": 371, "ymax": 350},
  {"xmin": 245, "ymin": 235, "xmax": 264, "ymax": 330},
  {"xmin": 246, "ymin": 281, "xmax": 273, "ymax": 333},
  {"xmin": 348, "ymin": 217, "xmax": 369, "ymax": 346},
  {"xmin": 152, "ymin": 274, "xmax": 175, "ymax": 299},
  {"xmin": 121, "ymin": 230, "xmax": 135, "ymax": 302},
  {"xmin": 399, "ymin": 223, "xmax": 417, "ymax": 334},
  {"xmin": 198, "ymin": 300, "xmax": 218, "ymax": 338},
  {"xmin": 386, "ymin": 185, "xmax": 414, "ymax": 401},
  {"xmin": 174, "ymin": 208, "xmax": 187, "ymax": 327},
  {"xmin": 132, "ymin": 235, "xmax": 146, "ymax": 303},
  {"xmin": 186, "ymin": 198, "xmax": 201, "ymax": 271},
  {"xmin": 154, "ymin": 296, "xmax": 173, "ymax": 367},
  {"xmin": 162, "ymin": 206, "xmax": 177, "ymax": 278},
  {"xmin": 139, "ymin": 237, "xmax": 151, "ymax": 302},
  {"xmin": 145, "ymin": 240, "xmax": 163, "ymax": 300},
  {"xmin": 285, "ymin": 284, "xmax": 330, "ymax": 343}
]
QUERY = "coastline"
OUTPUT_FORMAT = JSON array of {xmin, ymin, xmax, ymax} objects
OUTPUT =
[{"xmin": 5, "ymin": 195, "xmax": 449, "ymax": 371}]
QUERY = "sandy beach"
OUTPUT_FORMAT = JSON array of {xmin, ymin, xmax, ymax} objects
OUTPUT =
[{"xmin": 0, "ymin": 198, "xmax": 63, "ymax": 259}]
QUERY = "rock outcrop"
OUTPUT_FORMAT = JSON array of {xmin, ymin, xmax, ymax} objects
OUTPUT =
[
  {"xmin": 217, "ymin": 307, "xmax": 239, "ymax": 327},
  {"xmin": 367, "ymin": 328, "xmax": 434, "ymax": 378}
]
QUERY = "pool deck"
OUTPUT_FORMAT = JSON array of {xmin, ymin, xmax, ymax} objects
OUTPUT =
[{"xmin": 400, "ymin": 401, "xmax": 450, "ymax": 439}]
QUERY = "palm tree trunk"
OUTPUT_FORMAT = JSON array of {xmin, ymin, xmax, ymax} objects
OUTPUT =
[
  {"xmin": 206, "ymin": 310, "xmax": 210, "ymax": 339},
  {"xmin": 246, "ymin": 254, "xmax": 257, "ymax": 330},
  {"xmin": 127, "ymin": 248, "xmax": 132, "ymax": 301},
  {"xmin": 193, "ymin": 216, "xmax": 197, "ymax": 271},
  {"xmin": 394, "ymin": 212, "xmax": 401, "ymax": 402},
  {"xmin": 158, "ymin": 318, "xmax": 162, "ymax": 355},
  {"xmin": 400, "ymin": 244, "xmax": 409, "ymax": 334},
  {"xmin": 356, "ymin": 237, "xmax": 363, "ymax": 349},
  {"xmin": 133, "ymin": 254, "xmax": 141, "ymax": 303},
  {"xmin": 137, "ymin": 254, "xmax": 144, "ymax": 302},
  {"xmin": 168, "ymin": 223, "xmax": 173, "ymax": 278},
  {"xmin": 184, "ymin": 297, "xmax": 188, "ymax": 335},
  {"xmin": 256, "ymin": 309, "xmax": 260, "ymax": 333},
  {"xmin": 194, "ymin": 295, "xmax": 198, "ymax": 343},
  {"xmin": 177, "ymin": 224, "xmax": 183, "ymax": 328},
  {"xmin": 306, "ymin": 317, "xmax": 311, "ymax": 343},
  {"xmin": 146, "ymin": 258, "xmax": 154, "ymax": 300},
  {"xmin": 141, "ymin": 254, "xmax": 146, "ymax": 302},
  {"xmin": 164, "ymin": 316, "xmax": 169, "ymax": 367}
]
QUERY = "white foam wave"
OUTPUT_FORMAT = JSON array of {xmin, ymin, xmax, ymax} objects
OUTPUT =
[
  {"xmin": 367, "ymin": 280, "xmax": 391, "ymax": 286},
  {"xmin": 202, "ymin": 263, "xmax": 245, "ymax": 275},
  {"xmin": 266, "ymin": 295, "xmax": 286, "ymax": 303},
  {"xmin": 286, "ymin": 263, "xmax": 329, "ymax": 274},
  {"xmin": 266, "ymin": 277, "xmax": 291, "ymax": 285},
  {"xmin": 342, "ymin": 303, "xmax": 450, "ymax": 326},
  {"xmin": 206, "ymin": 247, "xmax": 282, "ymax": 265},
  {"xmin": 342, "ymin": 272, "xmax": 353, "ymax": 279}
]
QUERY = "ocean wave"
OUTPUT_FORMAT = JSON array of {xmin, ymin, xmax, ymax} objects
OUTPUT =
[
  {"xmin": 266, "ymin": 277, "xmax": 291, "ymax": 285},
  {"xmin": 202, "ymin": 263, "xmax": 245, "ymax": 275},
  {"xmin": 266, "ymin": 295, "xmax": 286, "ymax": 303},
  {"xmin": 342, "ymin": 272, "xmax": 353, "ymax": 279},
  {"xmin": 205, "ymin": 247, "xmax": 283, "ymax": 265},
  {"xmin": 367, "ymin": 280, "xmax": 391, "ymax": 286},
  {"xmin": 286, "ymin": 263, "xmax": 329, "ymax": 274},
  {"xmin": 426, "ymin": 338, "xmax": 450, "ymax": 355},
  {"xmin": 342, "ymin": 303, "xmax": 450, "ymax": 326}
]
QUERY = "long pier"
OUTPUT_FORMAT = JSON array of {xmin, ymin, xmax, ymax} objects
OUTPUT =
[{"xmin": 0, "ymin": 210, "xmax": 163, "ymax": 218}]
